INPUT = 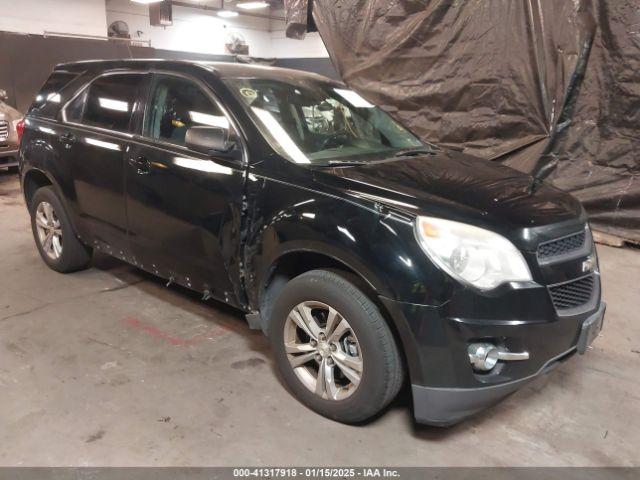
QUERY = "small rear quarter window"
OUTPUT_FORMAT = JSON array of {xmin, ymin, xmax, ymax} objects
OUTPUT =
[{"xmin": 29, "ymin": 71, "xmax": 82, "ymax": 115}]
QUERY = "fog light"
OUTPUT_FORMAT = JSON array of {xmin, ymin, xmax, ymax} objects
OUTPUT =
[{"xmin": 468, "ymin": 343, "xmax": 499, "ymax": 372}]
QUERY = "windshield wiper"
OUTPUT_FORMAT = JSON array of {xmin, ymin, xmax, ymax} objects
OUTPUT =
[{"xmin": 393, "ymin": 147, "xmax": 438, "ymax": 157}]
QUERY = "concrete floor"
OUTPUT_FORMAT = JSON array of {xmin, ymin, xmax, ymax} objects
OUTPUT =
[{"xmin": 0, "ymin": 171, "xmax": 638, "ymax": 467}]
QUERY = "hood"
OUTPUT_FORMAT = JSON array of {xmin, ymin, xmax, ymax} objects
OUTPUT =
[{"xmin": 313, "ymin": 149, "xmax": 583, "ymax": 232}]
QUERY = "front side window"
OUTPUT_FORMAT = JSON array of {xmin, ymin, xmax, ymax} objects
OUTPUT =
[
  {"xmin": 144, "ymin": 75, "xmax": 230, "ymax": 149},
  {"xmin": 223, "ymin": 77, "xmax": 423, "ymax": 165},
  {"xmin": 65, "ymin": 73, "xmax": 144, "ymax": 133}
]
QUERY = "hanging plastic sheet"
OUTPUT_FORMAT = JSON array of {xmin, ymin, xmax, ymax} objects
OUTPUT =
[
  {"xmin": 284, "ymin": 0, "xmax": 311, "ymax": 40},
  {"xmin": 285, "ymin": 0, "xmax": 640, "ymax": 242}
]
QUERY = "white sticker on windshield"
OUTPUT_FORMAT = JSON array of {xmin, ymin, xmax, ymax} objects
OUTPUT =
[{"xmin": 334, "ymin": 88, "xmax": 375, "ymax": 108}]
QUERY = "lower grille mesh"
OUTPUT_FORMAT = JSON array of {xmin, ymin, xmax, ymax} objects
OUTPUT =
[{"xmin": 548, "ymin": 275, "xmax": 595, "ymax": 310}]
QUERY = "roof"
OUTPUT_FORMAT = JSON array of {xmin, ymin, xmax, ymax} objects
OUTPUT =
[{"xmin": 53, "ymin": 58, "xmax": 336, "ymax": 84}]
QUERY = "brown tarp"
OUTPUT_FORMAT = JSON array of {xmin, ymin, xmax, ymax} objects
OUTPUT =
[
  {"xmin": 285, "ymin": 0, "xmax": 640, "ymax": 243},
  {"xmin": 284, "ymin": 0, "xmax": 312, "ymax": 40}
]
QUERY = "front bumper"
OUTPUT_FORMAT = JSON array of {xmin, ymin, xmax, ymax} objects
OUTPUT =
[
  {"xmin": 0, "ymin": 145, "xmax": 19, "ymax": 164},
  {"xmin": 411, "ymin": 347, "xmax": 575, "ymax": 427},
  {"xmin": 381, "ymin": 288, "xmax": 605, "ymax": 426}
]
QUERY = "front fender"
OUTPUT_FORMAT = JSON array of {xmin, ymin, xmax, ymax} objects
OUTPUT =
[
  {"xmin": 257, "ymin": 238, "xmax": 392, "ymax": 299},
  {"xmin": 243, "ymin": 174, "xmax": 457, "ymax": 310}
]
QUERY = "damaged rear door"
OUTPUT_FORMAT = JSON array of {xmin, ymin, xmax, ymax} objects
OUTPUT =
[{"xmin": 125, "ymin": 72, "xmax": 247, "ymax": 307}]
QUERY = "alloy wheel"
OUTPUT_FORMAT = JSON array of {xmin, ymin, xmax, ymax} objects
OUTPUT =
[
  {"xmin": 35, "ymin": 201, "xmax": 63, "ymax": 260},
  {"xmin": 284, "ymin": 301, "xmax": 363, "ymax": 401}
]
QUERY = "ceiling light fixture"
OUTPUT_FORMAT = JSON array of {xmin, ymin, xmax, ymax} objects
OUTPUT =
[
  {"xmin": 237, "ymin": 1, "xmax": 269, "ymax": 10},
  {"xmin": 130, "ymin": 0, "xmax": 163, "ymax": 4},
  {"xmin": 217, "ymin": 10, "xmax": 239, "ymax": 17}
]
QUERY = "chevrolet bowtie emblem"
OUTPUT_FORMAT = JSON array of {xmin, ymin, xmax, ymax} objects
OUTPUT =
[{"xmin": 582, "ymin": 256, "xmax": 596, "ymax": 273}]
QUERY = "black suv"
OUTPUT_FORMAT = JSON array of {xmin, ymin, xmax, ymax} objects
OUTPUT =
[{"xmin": 19, "ymin": 60, "xmax": 605, "ymax": 426}]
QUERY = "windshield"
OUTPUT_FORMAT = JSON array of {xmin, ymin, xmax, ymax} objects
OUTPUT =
[{"xmin": 223, "ymin": 77, "xmax": 424, "ymax": 165}]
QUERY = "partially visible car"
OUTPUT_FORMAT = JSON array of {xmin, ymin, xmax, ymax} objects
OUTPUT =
[{"xmin": 0, "ymin": 89, "xmax": 23, "ymax": 173}]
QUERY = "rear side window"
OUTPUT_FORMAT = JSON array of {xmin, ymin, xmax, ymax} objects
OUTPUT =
[
  {"xmin": 143, "ymin": 75, "xmax": 230, "ymax": 148},
  {"xmin": 65, "ymin": 73, "xmax": 145, "ymax": 133},
  {"xmin": 29, "ymin": 70, "xmax": 81, "ymax": 114}
]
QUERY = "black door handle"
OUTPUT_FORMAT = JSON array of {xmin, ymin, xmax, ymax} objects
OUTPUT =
[
  {"xmin": 128, "ymin": 156, "xmax": 151, "ymax": 175},
  {"xmin": 59, "ymin": 132, "xmax": 76, "ymax": 149}
]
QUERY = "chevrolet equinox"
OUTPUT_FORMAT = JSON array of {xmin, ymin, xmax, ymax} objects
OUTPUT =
[{"xmin": 19, "ymin": 60, "xmax": 605, "ymax": 426}]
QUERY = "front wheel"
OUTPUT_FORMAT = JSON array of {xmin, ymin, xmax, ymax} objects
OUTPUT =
[
  {"xmin": 270, "ymin": 270, "xmax": 404, "ymax": 424},
  {"xmin": 29, "ymin": 186, "xmax": 92, "ymax": 273}
]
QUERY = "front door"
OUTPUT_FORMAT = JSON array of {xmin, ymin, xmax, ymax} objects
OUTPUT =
[
  {"xmin": 60, "ymin": 72, "xmax": 148, "ymax": 252},
  {"xmin": 125, "ymin": 73, "xmax": 246, "ymax": 306}
]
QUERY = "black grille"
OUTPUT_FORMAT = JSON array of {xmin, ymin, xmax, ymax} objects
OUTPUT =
[
  {"xmin": 538, "ymin": 231, "xmax": 586, "ymax": 259},
  {"xmin": 548, "ymin": 275, "xmax": 595, "ymax": 310}
]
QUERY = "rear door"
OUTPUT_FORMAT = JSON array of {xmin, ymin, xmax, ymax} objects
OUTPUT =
[
  {"xmin": 125, "ymin": 72, "xmax": 247, "ymax": 306},
  {"xmin": 60, "ymin": 72, "xmax": 148, "ymax": 253}
]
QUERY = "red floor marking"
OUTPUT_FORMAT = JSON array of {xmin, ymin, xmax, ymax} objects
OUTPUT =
[{"xmin": 124, "ymin": 317, "xmax": 231, "ymax": 346}]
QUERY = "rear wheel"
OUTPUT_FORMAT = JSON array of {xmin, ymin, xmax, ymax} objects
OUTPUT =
[
  {"xmin": 270, "ymin": 269, "xmax": 404, "ymax": 424},
  {"xmin": 29, "ymin": 186, "xmax": 92, "ymax": 272}
]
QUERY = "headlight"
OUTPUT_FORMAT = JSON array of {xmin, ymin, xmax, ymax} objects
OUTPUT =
[{"xmin": 415, "ymin": 216, "xmax": 532, "ymax": 290}]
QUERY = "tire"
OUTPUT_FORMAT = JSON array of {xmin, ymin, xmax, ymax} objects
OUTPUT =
[
  {"xmin": 270, "ymin": 269, "xmax": 404, "ymax": 424},
  {"xmin": 29, "ymin": 186, "xmax": 92, "ymax": 273}
]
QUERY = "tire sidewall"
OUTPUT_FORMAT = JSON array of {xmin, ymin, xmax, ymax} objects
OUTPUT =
[
  {"xmin": 270, "ymin": 271, "xmax": 396, "ymax": 422},
  {"xmin": 29, "ymin": 186, "xmax": 81, "ymax": 272}
]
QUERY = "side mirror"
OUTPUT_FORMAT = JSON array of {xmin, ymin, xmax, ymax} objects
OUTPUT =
[
  {"xmin": 185, "ymin": 126, "xmax": 236, "ymax": 155},
  {"xmin": 0, "ymin": 89, "xmax": 7, "ymax": 102}
]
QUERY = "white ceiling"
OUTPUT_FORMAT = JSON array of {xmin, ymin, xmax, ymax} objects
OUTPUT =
[
  {"xmin": 172, "ymin": 0, "xmax": 285, "ymax": 20},
  {"xmin": 176, "ymin": 0, "xmax": 284, "ymax": 10}
]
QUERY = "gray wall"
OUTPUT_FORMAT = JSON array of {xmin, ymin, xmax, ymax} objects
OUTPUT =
[
  {"xmin": 0, "ymin": 30, "xmax": 339, "ymax": 113},
  {"xmin": 275, "ymin": 57, "xmax": 339, "ymax": 80}
]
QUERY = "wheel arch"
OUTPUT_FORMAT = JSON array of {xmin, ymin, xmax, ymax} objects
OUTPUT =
[
  {"xmin": 22, "ymin": 167, "xmax": 86, "ymax": 245},
  {"xmin": 255, "ymin": 246, "xmax": 400, "ymax": 341},
  {"xmin": 257, "ymin": 248, "xmax": 412, "ymax": 387},
  {"xmin": 22, "ymin": 167, "xmax": 55, "ymax": 208}
]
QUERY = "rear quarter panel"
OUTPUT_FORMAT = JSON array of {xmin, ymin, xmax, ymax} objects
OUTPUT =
[{"xmin": 19, "ymin": 118, "xmax": 88, "ymax": 236}]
